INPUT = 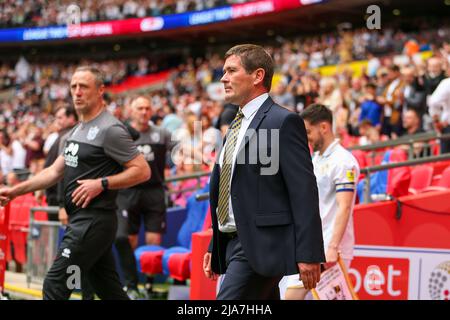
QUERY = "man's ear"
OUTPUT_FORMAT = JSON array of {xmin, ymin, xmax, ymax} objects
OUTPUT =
[
  {"xmin": 253, "ymin": 68, "xmax": 265, "ymax": 86},
  {"xmin": 98, "ymin": 84, "xmax": 105, "ymax": 98},
  {"xmin": 320, "ymin": 121, "xmax": 329, "ymax": 133}
]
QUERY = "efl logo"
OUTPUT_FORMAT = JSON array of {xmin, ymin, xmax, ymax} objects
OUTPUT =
[{"xmin": 348, "ymin": 256, "xmax": 409, "ymax": 300}]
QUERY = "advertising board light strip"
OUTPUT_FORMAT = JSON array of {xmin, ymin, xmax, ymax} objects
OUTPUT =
[{"xmin": 0, "ymin": 0, "xmax": 323, "ymax": 42}]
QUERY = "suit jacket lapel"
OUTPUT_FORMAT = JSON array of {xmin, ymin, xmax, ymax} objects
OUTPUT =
[
  {"xmin": 235, "ymin": 96, "xmax": 274, "ymax": 157},
  {"xmin": 215, "ymin": 96, "xmax": 274, "ymax": 190}
]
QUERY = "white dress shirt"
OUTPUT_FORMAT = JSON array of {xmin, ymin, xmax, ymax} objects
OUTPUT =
[
  {"xmin": 428, "ymin": 77, "xmax": 450, "ymax": 125},
  {"xmin": 218, "ymin": 93, "xmax": 269, "ymax": 232}
]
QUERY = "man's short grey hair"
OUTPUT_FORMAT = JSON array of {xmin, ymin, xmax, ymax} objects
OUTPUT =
[
  {"xmin": 130, "ymin": 95, "xmax": 152, "ymax": 107},
  {"xmin": 74, "ymin": 66, "xmax": 104, "ymax": 87}
]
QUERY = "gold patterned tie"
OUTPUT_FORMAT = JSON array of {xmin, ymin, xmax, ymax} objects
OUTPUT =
[{"xmin": 217, "ymin": 109, "xmax": 245, "ymax": 225}]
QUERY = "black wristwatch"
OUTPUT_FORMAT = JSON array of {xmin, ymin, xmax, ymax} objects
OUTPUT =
[{"xmin": 101, "ymin": 177, "xmax": 109, "ymax": 191}]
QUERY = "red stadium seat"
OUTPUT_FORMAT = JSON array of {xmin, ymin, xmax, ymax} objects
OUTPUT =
[
  {"xmin": 8, "ymin": 194, "xmax": 48, "ymax": 265},
  {"xmin": 137, "ymin": 186, "xmax": 210, "ymax": 279},
  {"xmin": 408, "ymin": 165, "xmax": 434, "ymax": 195},
  {"xmin": 437, "ymin": 166, "xmax": 450, "ymax": 187},
  {"xmin": 139, "ymin": 250, "xmax": 164, "ymax": 275},
  {"xmin": 421, "ymin": 166, "xmax": 450, "ymax": 192},
  {"xmin": 0, "ymin": 206, "xmax": 12, "ymax": 263},
  {"xmin": 384, "ymin": 148, "xmax": 411, "ymax": 198},
  {"xmin": 351, "ymin": 150, "xmax": 368, "ymax": 170},
  {"xmin": 167, "ymin": 252, "xmax": 191, "ymax": 281},
  {"xmin": 166, "ymin": 207, "xmax": 212, "ymax": 282},
  {"xmin": 387, "ymin": 166, "xmax": 411, "ymax": 198},
  {"xmin": 431, "ymin": 141, "xmax": 440, "ymax": 155}
]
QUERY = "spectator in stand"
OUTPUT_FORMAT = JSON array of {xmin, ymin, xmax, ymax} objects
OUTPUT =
[
  {"xmin": 318, "ymin": 77, "xmax": 343, "ymax": 116},
  {"xmin": 6, "ymin": 171, "xmax": 20, "ymax": 187},
  {"xmin": 375, "ymin": 67, "xmax": 390, "ymax": 96},
  {"xmin": 43, "ymin": 121, "xmax": 60, "ymax": 156},
  {"xmin": 272, "ymin": 81, "xmax": 295, "ymax": 111},
  {"xmin": 403, "ymin": 109, "xmax": 425, "ymax": 136},
  {"xmin": 215, "ymin": 103, "xmax": 239, "ymax": 136},
  {"xmin": 10, "ymin": 126, "xmax": 27, "ymax": 173},
  {"xmin": 378, "ymin": 65, "xmax": 403, "ymax": 138},
  {"xmin": 366, "ymin": 52, "xmax": 381, "ymax": 78},
  {"xmin": 0, "ymin": 129, "xmax": 13, "ymax": 178},
  {"xmin": 23, "ymin": 125, "xmax": 45, "ymax": 175},
  {"xmin": 399, "ymin": 66, "xmax": 426, "ymax": 115},
  {"xmin": 422, "ymin": 57, "xmax": 446, "ymax": 97},
  {"xmin": 403, "ymin": 38, "xmax": 420, "ymax": 57},
  {"xmin": 359, "ymin": 83, "xmax": 382, "ymax": 131},
  {"xmin": 346, "ymin": 77, "xmax": 366, "ymax": 135},
  {"xmin": 429, "ymin": 77, "xmax": 450, "ymax": 154},
  {"xmin": 44, "ymin": 106, "xmax": 78, "ymax": 208},
  {"xmin": 175, "ymin": 111, "xmax": 202, "ymax": 155},
  {"xmin": 0, "ymin": 0, "xmax": 260, "ymax": 28},
  {"xmin": 161, "ymin": 104, "xmax": 183, "ymax": 134},
  {"xmin": 291, "ymin": 75, "xmax": 320, "ymax": 114},
  {"xmin": 335, "ymin": 78, "xmax": 352, "ymax": 134},
  {"xmin": 357, "ymin": 119, "xmax": 374, "ymax": 146},
  {"xmin": 200, "ymin": 113, "xmax": 221, "ymax": 167},
  {"xmin": 401, "ymin": 109, "xmax": 430, "ymax": 158},
  {"xmin": 367, "ymin": 126, "xmax": 385, "ymax": 146},
  {"xmin": 440, "ymin": 41, "xmax": 450, "ymax": 66}
]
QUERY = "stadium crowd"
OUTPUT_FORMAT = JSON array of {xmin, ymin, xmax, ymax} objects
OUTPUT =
[
  {"xmin": 0, "ymin": 0, "xmax": 256, "ymax": 28},
  {"xmin": 0, "ymin": 21, "xmax": 449, "ymax": 195},
  {"xmin": 0, "ymin": 5, "xmax": 450, "ymax": 300}
]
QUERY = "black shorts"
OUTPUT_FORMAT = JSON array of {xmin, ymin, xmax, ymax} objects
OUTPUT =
[{"xmin": 116, "ymin": 186, "xmax": 166, "ymax": 235}]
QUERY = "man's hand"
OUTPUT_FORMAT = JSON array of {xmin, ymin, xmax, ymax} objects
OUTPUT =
[
  {"xmin": 324, "ymin": 246, "xmax": 339, "ymax": 269},
  {"xmin": 0, "ymin": 186, "xmax": 15, "ymax": 207},
  {"xmin": 376, "ymin": 96, "xmax": 386, "ymax": 105},
  {"xmin": 203, "ymin": 252, "xmax": 218, "ymax": 280},
  {"xmin": 59, "ymin": 207, "xmax": 68, "ymax": 225},
  {"xmin": 72, "ymin": 179, "xmax": 103, "ymax": 209},
  {"xmin": 431, "ymin": 115, "xmax": 443, "ymax": 132},
  {"xmin": 298, "ymin": 262, "xmax": 321, "ymax": 290}
]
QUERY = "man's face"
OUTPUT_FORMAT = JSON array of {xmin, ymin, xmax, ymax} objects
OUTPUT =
[
  {"xmin": 377, "ymin": 72, "xmax": 389, "ymax": 86},
  {"xmin": 388, "ymin": 70, "xmax": 399, "ymax": 81},
  {"xmin": 365, "ymin": 86, "xmax": 376, "ymax": 97},
  {"xmin": 428, "ymin": 58, "xmax": 442, "ymax": 76},
  {"xmin": 70, "ymin": 71, "xmax": 103, "ymax": 114},
  {"xmin": 221, "ymin": 55, "xmax": 255, "ymax": 106},
  {"xmin": 403, "ymin": 110, "xmax": 418, "ymax": 130},
  {"xmin": 55, "ymin": 108, "xmax": 71, "ymax": 130},
  {"xmin": 304, "ymin": 120, "xmax": 324, "ymax": 152},
  {"xmin": 351, "ymin": 78, "xmax": 361, "ymax": 91},
  {"xmin": 402, "ymin": 70, "xmax": 415, "ymax": 85},
  {"xmin": 131, "ymin": 97, "xmax": 152, "ymax": 126}
]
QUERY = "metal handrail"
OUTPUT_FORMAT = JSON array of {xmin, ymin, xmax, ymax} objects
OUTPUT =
[
  {"xmin": 194, "ymin": 154, "xmax": 450, "ymax": 204},
  {"xmin": 361, "ymin": 153, "xmax": 450, "ymax": 203},
  {"xmin": 163, "ymin": 171, "xmax": 210, "ymax": 205},
  {"xmin": 360, "ymin": 153, "xmax": 450, "ymax": 174},
  {"xmin": 30, "ymin": 207, "xmax": 59, "ymax": 214},
  {"xmin": 195, "ymin": 192, "xmax": 210, "ymax": 202},
  {"xmin": 164, "ymin": 171, "xmax": 210, "ymax": 183},
  {"xmin": 349, "ymin": 132, "xmax": 450, "ymax": 152},
  {"xmin": 27, "ymin": 206, "xmax": 60, "ymax": 287}
]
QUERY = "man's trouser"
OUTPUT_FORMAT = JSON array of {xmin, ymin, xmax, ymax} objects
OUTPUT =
[{"xmin": 43, "ymin": 209, "xmax": 129, "ymax": 300}]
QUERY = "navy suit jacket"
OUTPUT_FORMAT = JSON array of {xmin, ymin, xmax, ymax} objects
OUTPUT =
[{"xmin": 209, "ymin": 96, "xmax": 325, "ymax": 277}]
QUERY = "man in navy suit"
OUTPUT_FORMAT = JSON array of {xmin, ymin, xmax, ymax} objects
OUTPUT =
[{"xmin": 203, "ymin": 44, "xmax": 325, "ymax": 300}]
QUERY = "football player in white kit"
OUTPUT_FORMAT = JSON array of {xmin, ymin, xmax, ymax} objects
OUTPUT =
[{"xmin": 279, "ymin": 104, "xmax": 360, "ymax": 300}]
